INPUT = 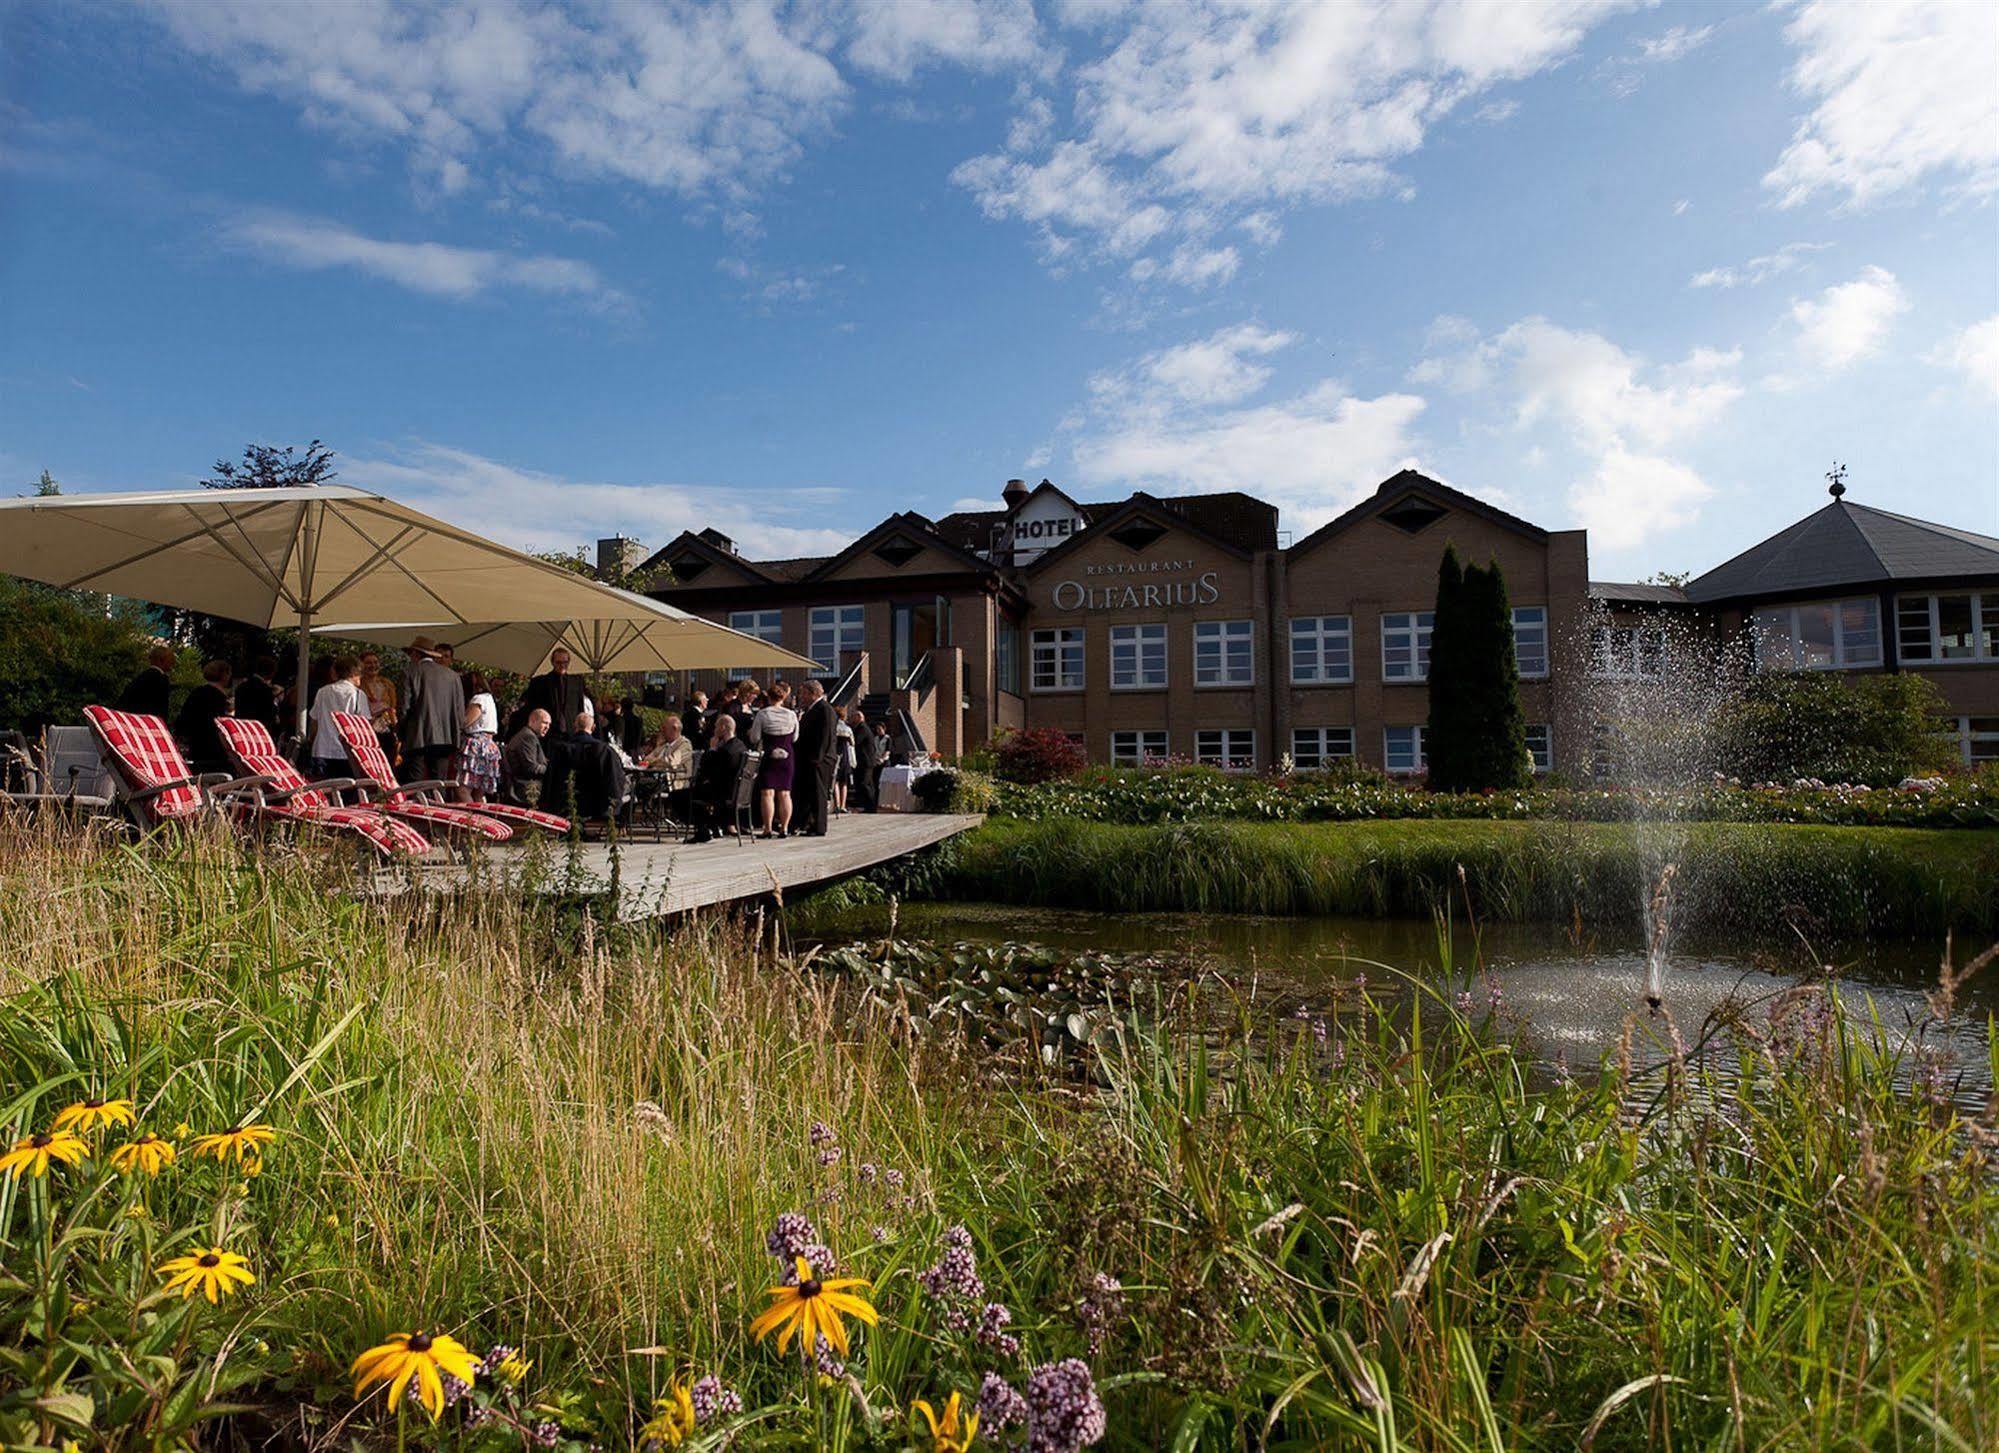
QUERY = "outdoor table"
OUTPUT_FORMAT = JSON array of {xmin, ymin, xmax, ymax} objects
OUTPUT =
[
  {"xmin": 628, "ymin": 762, "xmax": 691, "ymax": 840},
  {"xmin": 877, "ymin": 762, "xmax": 932, "ymax": 812}
]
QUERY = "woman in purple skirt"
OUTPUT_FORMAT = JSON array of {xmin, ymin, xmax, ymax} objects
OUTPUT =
[{"xmin": 748, "ymin": 680, "xmax": 799, "ymax": 837}]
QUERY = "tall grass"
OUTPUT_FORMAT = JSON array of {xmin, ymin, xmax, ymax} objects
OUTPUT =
[
  {"xmin": 0, "ymin": 820, "xmax": 1993, "ymax": 1449},
  {"xmin": 932, "ymin": 817, "xmax": 1999, "ymax": 937}
]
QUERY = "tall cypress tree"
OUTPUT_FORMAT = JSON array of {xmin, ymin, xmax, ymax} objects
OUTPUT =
[
  {"xmin": 1465, "ymin": 559, "xmax": 1532, "ymax": 790},
  {"xmin": 1424, "ymin": 545, "xmax": 1468, "ymax": 789}
]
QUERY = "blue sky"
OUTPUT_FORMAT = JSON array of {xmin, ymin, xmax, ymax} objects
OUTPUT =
[{"xmin": 3, "ymin": 0, "xmax": 1995, "ymax": 578}]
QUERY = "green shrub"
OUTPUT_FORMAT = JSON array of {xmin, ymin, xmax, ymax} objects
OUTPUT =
[
  {"xmin": 1720, "ymin": 670, "xmax": 1957, "ymax": 785},
  {"xmin": 992, "ymin": 726, "xmax": 1087, "ymax": 784},
  {"xmin": 0, "ymin": 578, "xmax": 155, "ymax": 735}
]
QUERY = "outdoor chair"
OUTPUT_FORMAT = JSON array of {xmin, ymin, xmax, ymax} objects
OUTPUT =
[
  {"xmin": 44, "ymin": 725, "xmax": 116, "ymax": 808},
  {"xmin": 82, "ymin": 705, "xmax": 291, "ymax": 835},
  {"xmin": 215, "ymin": 717, "xmax": 434, "ymax": 859},
  {"xmin": 730, "ymin": 749, "xmax": 763, "ymax": 842},
  {"xmin": 331, "ymin": 712, "xmax": 571, "ymax": 840}
]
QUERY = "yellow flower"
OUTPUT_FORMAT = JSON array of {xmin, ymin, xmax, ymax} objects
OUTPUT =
[
  {"xmin": 173, "ymin": 1121, "xmax": 192, "ymax": 1139},
  {"xmin": 351, "ymin": 1330, "xmax": 481, "ymax": 1419},
  {"xmin": 749, "ymin": 1257, "xmax": 878, "ymax": 1359},
  {"xmin": 639, "ymin": 1381, "xmax": 696, "ymax": 1448},
  {"xmin": 157, "ymin": 1247, "xmax": 255, "ymax": 1303},
  {"xmin": 190, "ymin": 1123, "xmax": 277, "ymax": 1166},
  {"xmin": 0, "ymin": 1130, "xmax": 88, "ymax": 1179},
  {"xmin": 914, "ymin": 1390, "xmax": 980, "ymax": 1453},
  {"xmin": 495, "ymin": 1350, "xmax": 532, "ymax": 1387},
  {"xmin": 52, "ymin": 1098, "xmax": 136, "ymax": 1135},
  {"xmin": 109, "ymin": 1133, "xmax": 176, "ymax": 1176}
]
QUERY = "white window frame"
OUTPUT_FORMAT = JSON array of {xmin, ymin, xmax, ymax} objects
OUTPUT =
[
  {"xmin": 1290, "ymin": 726, "xmax": 1354, "ymax": 770},
  {"xmin": 1384, "ymin": 724, "xmax": 1426, "ymax": 775},
  {"xmin": 1591, "ymin": 623, "xmax": 1666, "ymax": 679},
  {"xmin": 1898, "ymin": 592, "xmax": 1997, "ymax": 665},
  {"xmin": 1525, "ymin": 723, "xmax": 1552, "ymax": 773},
  {"xmin": 1289, "ymin": 615, "xmax": 1353, "ymax": 685},
  {"xmin": 1194, "ymin": 619, "xmax": 1255, "ymax": 687},
  {"xmin": 1948, "ymin": 715, "xmax": 1999, "ymax": 764},
  {"xmin": 1030, "ymin": 627, "xmax": 1085, "ymax": 692},
  {"xmin": 728, "ymin": 609, "xmax": 785, "ymax": 680},
  {"xmin": 1381, "ymin": 612, "xmax": 1433, "ymax": 682},
  {"xmin": 1194, "ymin": 728, "xmax": 1256, "ymax": 770},
  {"xmin": 1110, "ymin": 729, "xmax": 1170, "ymax": 766},
  {"xmin": 808, "ymin": 604, "xmax": 865, "ymax": 674},
  {"xmin": 1752, "ymin": 597, "xmax": 1883, "ymax": 671},
  {"xmin": 1109, "ymin": 623, "xmax": 1168, "ymax": 690},
  {"xmin": 1513, "ymin": 606, "xmax": 1549, "ymax": 679}
]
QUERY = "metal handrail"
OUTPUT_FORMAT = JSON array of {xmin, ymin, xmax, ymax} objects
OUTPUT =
[{"xmin": 828, "ymin": 652, "xmax": 868, "ymax": 707}]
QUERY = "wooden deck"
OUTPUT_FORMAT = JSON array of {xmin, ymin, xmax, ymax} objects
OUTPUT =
[{"xmin": 410, "ymin": 813, "xmax": 982, "ymax": 920}]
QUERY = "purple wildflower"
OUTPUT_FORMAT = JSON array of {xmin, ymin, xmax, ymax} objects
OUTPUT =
[
  {"xmin": 1025, "ymin": 1358, "xmax": 1107, "ymax": 1452},
  {"xmin": 978, "ymin": 1371, "xmax": 1028, "ymax": 1430},
  {"xmin": 858, "ymin": 1161, "xmax": 879, "ymax": 1184},
  {"xmin": 480, "ymin": 1344, "xmax": 516, "ymax": 1377},
  {"xmin": 441, "ymin": 1372, "xmax": 471, "ymax": 1408},
  {"xmin": 765, "ymin": 1212, "xmax": 819, "ymax": 1263},
  {"xmin": 809, "ymin": 1120, "xmax": 837, "ymax": 1149},
  {"xmin": 1077, "ymin": 1272, "xmax": 1124, "ymax": 1354},
  {"xmin": 689, "ymin": 1374, "xmax": 743, "ymax": 1424},
  {"xmin": 813, "ymin": 1333, "xmax": 846, "ymax": 1379},
  {"xmin": 977, "ymin": 1300, "xmax": 1020, "ymax": 1357},
  {"xmin": 919, "ymin": 1224, "xmax": 985, "ymax": 1304}
]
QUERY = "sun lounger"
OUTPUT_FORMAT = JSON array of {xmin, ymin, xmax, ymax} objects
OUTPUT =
[
  {"xmin": 332, "ymin": 712, "xmax": 567, "ymax": 842},
  {"xmin": 215, "ymin": 717, "xmax": 434, "ymax": 858},
  {"xmin": 83, "ymin": 705, "xmax": 292, "ymax": 832}
]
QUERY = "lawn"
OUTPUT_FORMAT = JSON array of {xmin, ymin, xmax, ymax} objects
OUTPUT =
[{"xmin": 0, "ymin": 820, "xmax": 1993, "ymax": 1450}]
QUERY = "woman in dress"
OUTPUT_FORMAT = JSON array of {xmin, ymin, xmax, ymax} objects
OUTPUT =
[
  {"xmin": 832, "ymin": 709, "xmax": 855, "ymax": 815},
  {"xmin": 358, "ymin": 651, "xmax": 399, "ymax": 770},
  {"xmin": 747, "ymin": 680, "xmax": 799, "ymax": 837},
  {"xmin": 456, "ymin": 670, "xmax": 502, "ymax": 803}
]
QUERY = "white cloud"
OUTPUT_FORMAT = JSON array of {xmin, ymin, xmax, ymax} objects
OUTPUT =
[
  {"xmin": 1070, "ymin": 322, "xmax": 1423, "ymax": 529},
  {"xmin": 1765, "ymin": 0, "xmax": 1999, "ymax": 209},
  {"xmin": 1412, "ymin": 316, "xmax": 1742, "ymax": 545},
  {"xmin": 1688, "ymin": 240, "xmax": 1831, "ymax": 289},
  {"xmin": 1927, "ymin": 314, "xmax": 1999, "ymax": 400},
  {"xmin": 348, "ymin": 441, "xmax": 854, "ymax": 559},
  {"xmin": 1787, "ymin": 265, "xmax": 1907, "ymax": 370},
  {"xmin": 1635, "ymin": 25, "xmax": 1714, "ymax": 64},
  {"xmin": 1473, "ymin": 98, "xmax": 1520, "ymax": 124},
  {"xmin": 220, "ymin": 211, "xmax": 624, "ymax": 306},
  {"xmin": 844, "ymin": 0, "xmax": 1045, "ymax": 80},
  {"xmin": 957, "ymin": 0, "xmax": 1636, "ymax": 282}
]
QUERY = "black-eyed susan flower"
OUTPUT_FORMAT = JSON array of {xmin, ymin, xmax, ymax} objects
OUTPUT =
[
  {"xmin": 914, "ymin": 1390, "xmax": 979, "ymax": 1453},
  {"xmin": 638, "ymin": 1380, "xmax": 696, "ymax": 1449},
  {"xmin": 110, "ymin": 1133, "xmax": 176, "ymax": 1176},
  {"xmin": 157, "ymin": 1247, "xmax": 255, "ymax": 1303},
  {"xmin": 749, "ymin": 1256, "xmax": 877, "ymax": 1358},
  {"xmin": 0, "ymin": 1130, "xmax": 88, "ymax": 1178},
  {"xmin": 351, "ymin": 1330, "xmax": 481, "ymax": 1419},
  {"xmin": 52, "ymin": 1098, "xmax": 136, "ymax": 1135},
  {"xmin": 190, "ymin": 1123, "xmax": 276, "ymax": 1166}
]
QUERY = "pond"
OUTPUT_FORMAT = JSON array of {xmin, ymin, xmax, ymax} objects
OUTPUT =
[{"xmin": 798, "ymin": 901, "xmax": 1998, "ymax": 1106}]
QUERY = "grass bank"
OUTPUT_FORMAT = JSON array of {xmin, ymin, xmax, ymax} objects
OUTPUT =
[
  {"xmin": 923, "ymin": 817, "xmax": 1999, "ymax": 937},
  {"xmin": 0, "ymin": 821, "xmax": 1994, "ymax": 1449}
]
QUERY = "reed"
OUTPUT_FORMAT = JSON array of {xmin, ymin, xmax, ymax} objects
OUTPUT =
[{"xmin": 0, "ymin": 821, "xmax": 1992, "ymax": 1450}]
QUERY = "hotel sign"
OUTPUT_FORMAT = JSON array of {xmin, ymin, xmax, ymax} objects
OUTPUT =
[{"xmin": 1052, "ymin": 560, "xmax": 1221, "ymax": 611}]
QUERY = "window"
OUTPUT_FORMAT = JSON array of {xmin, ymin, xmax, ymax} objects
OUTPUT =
[
  {"xmin": 1194, "ymin": 729, "xmax": 1256, "ymax": 770},
  {"xmin": 808, "ymin": 605, "xmax": 864, "ymax": 674},
  {"xmin": 1591, "ymin": 623, "xmax": 1666, "ymax": 679},
  {"xmin": 1111, "ymin": 729, "xmax": 1170, "ymax": 766},
  {"xmin": 1381, "ymin": 612, "xmax": 1433, "ymax": 681},
  {"xmin": 1194, "ymin": 620, "xmax": 1254, "ymax": 686},
  {"xmin": 1290, "ymin": 726, "xmax": 1354, "ymax": 769},
  {"xmin": 1525, "ymin": 723, "xmax": 1552, "ymax": 773},
  {"xmin": 996, "ymin": 620, "xmax": 1021, "ymax": 696},
  {"xmin": 728, "ymin": 609, "xmax": 784, "ymax": 679},
  {"xmin": 1948, "ymin": 716, "xmax": 1999, "ymax": 765},
  {"xmin": 1030, "ymin": 627, "xmax": 1084, "ymax": 691},
  {"xmin": 1384, "ymin": 724, "xmax": 1426, "ymax": 774},
  {"xmin": 1290, "ymin": 615, "xmax": 1353, "ymax": 684},
  {"xmin": 1513, "ymin": 606, "xmax": 1549, "ymax": 678},
  {"xmin": 1753, "ymin": 598, "xmax": 1882, "ymax": 670},
  {"xmin": 1899, "ymin": 593, "xmax": 1998, "ymax": 663},
  {"xmin": 1109, "ymin": 623, "xmax": 1168, "ymax": 689}
]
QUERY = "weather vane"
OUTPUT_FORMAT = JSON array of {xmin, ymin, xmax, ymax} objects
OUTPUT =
[{"xmin": 1825, "ymin": 462, "xmax": 1847, "ymax": 499}]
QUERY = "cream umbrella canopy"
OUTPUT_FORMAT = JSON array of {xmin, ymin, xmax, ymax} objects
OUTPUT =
[
  {"xmin": 315, "ymin": 586, "xmax": 818, "ymax": 676},
  {"xmin": 0, "ymin": 485, "xmax": 795, "ymax": 736}
]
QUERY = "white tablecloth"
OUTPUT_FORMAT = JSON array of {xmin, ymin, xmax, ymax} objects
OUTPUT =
[{"xmin": 877, "ymin": 763, "xmax": 928, "ymax": 812}]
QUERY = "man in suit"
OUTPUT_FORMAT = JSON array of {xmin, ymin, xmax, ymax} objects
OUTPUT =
[
  {"xmin": 791, "ymin": 679, "xmax": 839, "ymax": 837},
  {"xmin": 232, "ymin": 656, "xmax": 282, "ymax": 735},
  {"xmin": 688, "ymin": 711, "xmax": 749, "ymax": 842},
  {"xmin": 848, "ymin": 707, "xmax": 880, "ymax": 813},
  {"xmin": 684, "ymin": 689, "xmax": 712, "ymax": 750},
  {"xmin": 398, "ymin": 636, "xmax": 464, "ymax": 783},
  {"xmin": 504, "ymin": 708, "xmax": 552, "ymax": 805},
  {"xmin": 116, "ymin": 645, "xmax": 176, "ymax": 720},
  {"xmin": 517, "ymin": 647, "xmax": 587, "ymax": 741}
]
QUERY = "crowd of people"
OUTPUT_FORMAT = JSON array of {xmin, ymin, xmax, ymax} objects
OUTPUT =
[{"xmin": 112, "ymin": 639, "xmax": 897, "ymax": 841}]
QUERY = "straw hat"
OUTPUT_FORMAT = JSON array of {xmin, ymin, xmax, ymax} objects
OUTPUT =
[{"xmin": 407, "ymin": 635, "xmax": 440, "ymax": 656}]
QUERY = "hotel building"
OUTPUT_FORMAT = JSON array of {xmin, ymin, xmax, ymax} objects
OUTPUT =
[{"xmin": 638, "ymin": 471, "xmax": 1999, "ymax": 772}]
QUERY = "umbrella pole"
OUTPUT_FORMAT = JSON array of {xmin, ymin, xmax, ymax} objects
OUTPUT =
[{"xmin": 291, "ymin": 501, "xmax": 321, "ymax": 748}]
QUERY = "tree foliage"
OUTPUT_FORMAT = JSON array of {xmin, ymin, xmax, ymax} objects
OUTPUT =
[
  {"xmin": 0, "ymin": 577, "xmax": 154, "ymax": 735},
  {"xmin": 993, "ymin": 726, "xmax": 1088, "ymax": 785},
  {"xmin": 1426, "ymin": 546, "xmax": 1530, "ymax": 792},
  {"xmin": 201, "ymin": 440, "xmax": 338, "ymax": 490},
  {"xmin": 1719, "ymin": 670, "xmax": 1956, "ymax": 785}
]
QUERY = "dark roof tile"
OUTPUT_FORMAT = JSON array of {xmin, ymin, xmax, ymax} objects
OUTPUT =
[{"xmin": 1685, "ymin": 500, "xmax": 1999, "ymax": 603}]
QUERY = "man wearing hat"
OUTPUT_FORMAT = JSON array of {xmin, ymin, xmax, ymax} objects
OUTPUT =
[{"xmin": 398, "ymin": 636, "xmax": 465, "ymax": 784}]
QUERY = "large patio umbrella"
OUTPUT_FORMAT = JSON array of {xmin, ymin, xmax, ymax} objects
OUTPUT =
[
  {"xmin": 0, "ymin": 484, "xmax": 802, "ymax": 735},
  {"xmin": 315, "ymin": 584, "xmax": 816, "ymax": 677}
]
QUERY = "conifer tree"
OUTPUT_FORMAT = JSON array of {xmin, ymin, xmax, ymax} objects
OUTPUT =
[
  {"xmin": 1465, "ymin": 559, "xmax": 1531, "ymax": 789},
  {"xmin": 1424, "ymin": 545, "xmax": 1468, "ymax": 788}
]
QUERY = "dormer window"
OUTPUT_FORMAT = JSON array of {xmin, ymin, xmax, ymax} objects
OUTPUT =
[
  {"xmin": 1379, "ymin": 496, "xmax": 1448, "ymax": 534},
  {"xmin": 671, "ymin": 555, "xmax": 711, "ymax": 581},
  {"xmin": 1108, "ymin": 520, "xmax": 1168, "ymax": 553},
  {"xmin": 873, "ymin": 538, "xmax": 923, "ymax": 568}
]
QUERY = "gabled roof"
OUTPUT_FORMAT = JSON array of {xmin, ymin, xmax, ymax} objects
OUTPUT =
[
  {"xmin": 1287, "ymin": 469, "xmax": 1549, "ymax": 558},
  {"xmin": 934, "ymin": 488, "xmax": 1279, "ymax": 558},
  {"xmin": 1684, "ymin": 499, "xmax": 1999, "ymax": 604},
  {"xmin": 803, "ymin": 510, "xmax": 997, "ymax": 581},
  {"xmin": 1022, "ymin": 490, "xmax": 1259, "ymax": 574},
  {"xmin": 638, "ymin": 529, "xmax": 777, "ymax": 585}
]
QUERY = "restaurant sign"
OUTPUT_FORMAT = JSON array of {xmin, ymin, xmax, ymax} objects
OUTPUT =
[{"xmin": 1052, "ymin": 559, "xmax": 1221, "ymax": 611}]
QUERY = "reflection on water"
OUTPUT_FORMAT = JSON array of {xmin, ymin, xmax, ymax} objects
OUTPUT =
[{"xmin": 800, "ymin": 902, "xmax": 1997, "ymax": 1104}]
